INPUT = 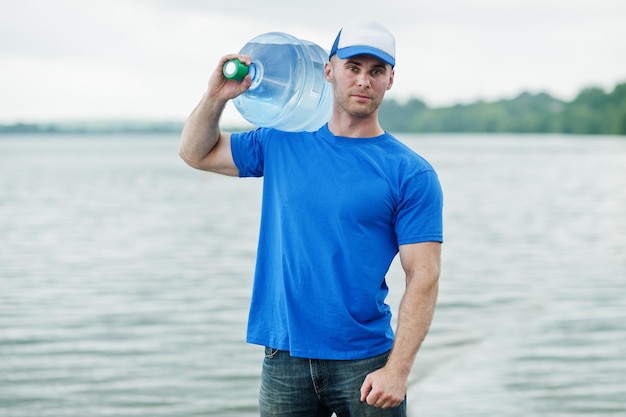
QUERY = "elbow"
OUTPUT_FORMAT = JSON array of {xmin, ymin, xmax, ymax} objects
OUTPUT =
[
  {"xmin": 417, "ymin": 271, "xmax": 439, "ymax": 294},
  {"xmin": 178, "ymin": 146, "xmax": 203, "ymax": 169},
  {"xmin": 178, "ymin": 147, "xmax": 195, "ymax": 167},
  {"xmin": 406, "ymin": 265, "xmax": 440, "ymax": 293},
  {"xmin": 178, "ymin": 147, "xmax": 192, "ymax": 165}
]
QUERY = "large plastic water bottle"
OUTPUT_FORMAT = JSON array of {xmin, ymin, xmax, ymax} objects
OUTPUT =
[{"xmin": 222, "ymin": 32, "xmax": 332, "ymax": 132}]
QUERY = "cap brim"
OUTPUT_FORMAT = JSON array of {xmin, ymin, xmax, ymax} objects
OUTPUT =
[{"xmin": 336, "ymin": 46, "xmax": 395, "ymax": 67}]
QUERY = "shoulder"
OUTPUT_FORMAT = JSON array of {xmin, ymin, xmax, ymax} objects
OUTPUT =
[
  {"xmin": 378, "ymin": 133, "xmax": 437, "ymax": 175},
  {"xmin": 231, "ymin": 127, "xmax": 315, "ymax": 145}
]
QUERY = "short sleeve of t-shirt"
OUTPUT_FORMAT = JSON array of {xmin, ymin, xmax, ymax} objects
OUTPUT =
[
  {"xmin": 230, "ymin": 128, "xmax": 267, "ymax": 178},
  {"xmin": 395, "ymin": 168, "xmax": 444, "ymax": 245}
]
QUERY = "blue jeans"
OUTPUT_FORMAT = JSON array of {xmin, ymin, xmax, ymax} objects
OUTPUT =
[{"xmin": 259, "ymin": 348, "xmax": 407, "ymax": 417}]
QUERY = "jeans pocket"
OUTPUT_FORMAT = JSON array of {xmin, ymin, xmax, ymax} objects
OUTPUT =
[{"xmin": 264, "ymin": 346, "xmax": 280, "ymax": 359}]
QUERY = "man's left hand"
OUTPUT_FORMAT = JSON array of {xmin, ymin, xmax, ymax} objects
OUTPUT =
[{"xmin": 359, "ymin": 366, "xmax": 407, "ymax": 409}]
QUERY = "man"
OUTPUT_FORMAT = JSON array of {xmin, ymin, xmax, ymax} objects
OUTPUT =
[{"xmin": 179, "ymin": 21, "xmax": 443, "ymax": 417}]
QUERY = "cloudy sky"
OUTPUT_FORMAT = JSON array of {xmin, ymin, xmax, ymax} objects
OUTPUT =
[{"xmin": 2, "ymin": 0, "xmax": 625, "ymax": 124}]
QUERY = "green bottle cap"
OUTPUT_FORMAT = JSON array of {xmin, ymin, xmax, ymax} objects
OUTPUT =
[{"xmin": 223, "ymin": 59, "xmax": 249, "ymax": 81}]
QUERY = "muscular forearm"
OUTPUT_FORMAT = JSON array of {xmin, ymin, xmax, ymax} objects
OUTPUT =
[
  {"xmin": 360, "ymin": 274, "xmax": 438, "ymax": 409},
  {"xmin": 179, "ymin": 91, "xmax": 227, "ymax": 167},
  {"xmin": 360, "ymin": 241, "xmax": 441, "ymax": 409},
  {"xmin": 386, "ymin": 272, "xmax": 438, "ymax": 378}
]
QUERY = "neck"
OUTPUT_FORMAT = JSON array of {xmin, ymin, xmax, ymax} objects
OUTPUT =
[{"xmin": 327, "ymin": 112, "xmax": 384, "ymax": 138}]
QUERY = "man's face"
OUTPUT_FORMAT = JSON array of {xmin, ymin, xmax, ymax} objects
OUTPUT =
[{"xmin": 325, "ymin": 54, "xmax": 395, "ymax": 119}]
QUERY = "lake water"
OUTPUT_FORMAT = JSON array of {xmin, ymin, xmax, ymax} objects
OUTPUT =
[{"xmin": 1, "ymin": 133, "xmax": 625, "ymax": 417}]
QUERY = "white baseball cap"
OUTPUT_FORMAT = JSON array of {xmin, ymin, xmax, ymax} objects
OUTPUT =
[{"xmin": 329, "ymin": 21, "xmax": 396, "ymax": 67}]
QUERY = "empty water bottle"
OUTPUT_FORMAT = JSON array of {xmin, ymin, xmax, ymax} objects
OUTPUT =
[{"xmin": 222, "ymin": 32, "xmax": 332, "ymax": 132}]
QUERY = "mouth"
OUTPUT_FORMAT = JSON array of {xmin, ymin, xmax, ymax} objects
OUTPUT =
[{"xmin": 352, "ymin": 93, "xmax": 371, "ymax": 102}]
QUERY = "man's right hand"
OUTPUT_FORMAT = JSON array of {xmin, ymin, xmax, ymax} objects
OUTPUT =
[{"xmin": 207, "ymin": 54, "xmax": 254, "ymax": 102}]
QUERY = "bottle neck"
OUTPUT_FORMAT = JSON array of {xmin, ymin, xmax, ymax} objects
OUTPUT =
[
  {"xmin": 247, "ymin": 63, "xmax": 261, "ymax": 90},
  {"xmin": 222, "ymin": 59, "xmax": 262, "ymax": 90}
]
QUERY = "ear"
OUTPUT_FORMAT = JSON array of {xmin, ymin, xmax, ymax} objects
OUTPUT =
[
  {"xmin": 387, "ymin": 68, "xmax": 395, "ymax": 90},
  {"xmin": 324, "ymin": 61, "xmax": 333, "ymax": 82}
]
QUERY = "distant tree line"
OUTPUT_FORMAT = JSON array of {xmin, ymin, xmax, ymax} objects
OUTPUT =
[
  {"xmin": 0, "ymin": 121, "xmax": 184, "ymax": 135},
  {"xmin": 2, "ymin": 82, "xmax": 625, "ymax": 135},
  {"xmin": 380, "ymin": 82, "xmax": 626, "ymax": 135}
]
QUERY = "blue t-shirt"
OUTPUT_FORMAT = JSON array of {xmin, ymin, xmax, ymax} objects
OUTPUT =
[{"xmin": 230, "ymin": 124, "xmax": 443, "ymax": 360}]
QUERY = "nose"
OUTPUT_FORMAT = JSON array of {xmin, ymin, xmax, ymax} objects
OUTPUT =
[{"xmin": 356, "ymin": 72, "xmax": 371, "ymax": 88}]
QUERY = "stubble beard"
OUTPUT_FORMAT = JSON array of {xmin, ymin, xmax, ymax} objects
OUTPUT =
[{"xmin": 335, "ymin": 89, "xmax": 382, "ymax": 119}]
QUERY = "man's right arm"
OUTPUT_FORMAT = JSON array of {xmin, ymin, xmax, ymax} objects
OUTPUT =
[{"xmin": 179, "ymin": 54, "xmax": 253, "ymax": 177}]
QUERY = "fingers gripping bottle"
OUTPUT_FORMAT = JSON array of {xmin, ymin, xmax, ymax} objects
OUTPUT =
[{"xmin": 222, "ymin": 32, "xmax": 332, "ymax": 132}]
